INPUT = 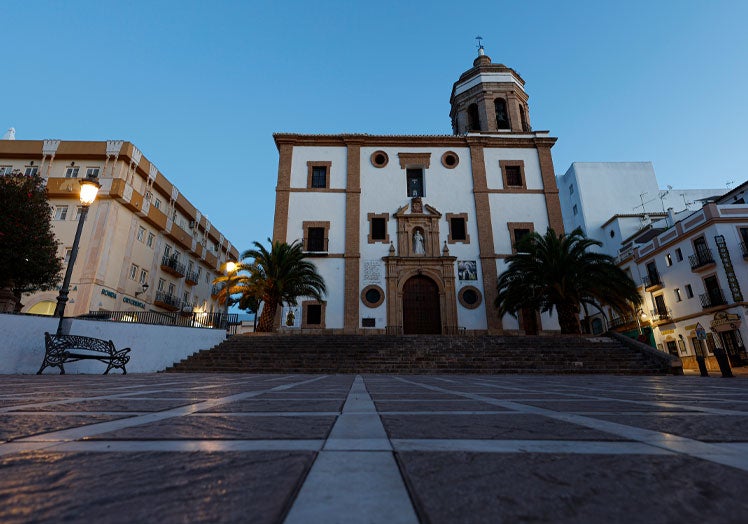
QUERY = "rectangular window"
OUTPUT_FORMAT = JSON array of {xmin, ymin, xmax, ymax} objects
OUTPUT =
[
  {"xmin": 674, "ymin": 288, "xmax": 682, "ymax": 302},
  {"xmin": 307, "ymin": 227, "xmax": 325, "ymax": 252},
  {"xmin": 675, "ymin": 248, "xmax": 683, "ymax": 262},
  {"xmin": 307, "ymin": 304, "xmax": 322, "ymax": 325},
  {"xmin": 450, "ymin": 217, "xmax": 467, "ymax": 241},
  {"xmin": 572, "ymin": 204, "xmax": 578, "ymax": 216},
  {"xmin": 311, "ymin": 166, "xmax": 327, "ymax": 188},
  {"xmin": 154, "ymin": 199, "xmax": 161, "ymax": 209},
  {"xmin": 129, "ymin": 264, "xmax": 139, "ymax": 280},
  {"xmin": 168, "ymin": 283, "xmax": 175, "ymax": 295},
  {"xmin": 139, "ymin": 269, "xmax": 148, "ymax": 285},
  {"xmin": 147, "ymin": 232, "xmax": 155, "ymax": 248},
  {"xmin": 569, "ymin": 184, "xmax": 574, "ymax": 195},
  {"xmin": 685, "ymin": 284, "xmax": 693, "ymax": 298},
  {"xmin": 25, "ymin": 166, "xmax": 38, "ymax": 176},
  {"xmin": 371, "ymin": 218, "xmax": 386, "ymax": 240},
  {"xmin": 406, "ymin": 168, "xmax": 424, "ymax": 197},
  {"xmin": 85, "ymin": 167, "xmax": 100, "ymax": 177},
  {"xmin": 65, "ymin": 167, "xmax": 80, "ymax": 178},
  {"xmin": 137, "ymin": 226, "xmax": 146, "ymax": 242},
  {"xmin": 74, "ymin": 206, "xmax": 83, "ymax": 221},
  {"xmin": 665, "ymin": 253, "xmax": 672, "ymax": 266},
  {"xmin": 0, "ymin": 166, "xmax": 13, "ymax": 175},
  {"xmin": 183, "ymin": 291, "xmax": 190, "ymax": 304},
  {"xmin": 54, "ymin": 205, "xmax": 68, "ymax": 220},
  {"xmin": 157, "ymin": 278, "xmax": 165, "ymax": 292},
  {"xmin": 64, "ymin": 248, "xmax": 72, "ymax": 264},
  {"xmin": 164, "ymin": 245, "xmax": 171, "ymax": 258},
  {"xmin": 740, "ymin": 227, "xmax": 748, "ymax": 245},
  {"xmin": 505, "ymin": 166, "xmax": 523, "ymax": 187},
  {"xmin": 514, "ymin": 228, "xmax": 531, "ymax": 245},
  {"xmin": 654, "ymin": 294, "xmax": 668, "ymax": 316}
]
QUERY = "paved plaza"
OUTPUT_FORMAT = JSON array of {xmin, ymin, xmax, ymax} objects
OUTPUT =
[{"xmin": 1, "ymin": 373, "xmax": 748, "ymax": 523}]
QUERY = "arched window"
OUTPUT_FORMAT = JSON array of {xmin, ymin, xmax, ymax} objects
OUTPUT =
[
  {"xmin": 467, "ymin": 104, "xmax": 480, "ymax": 131},
  {"xmin": 519, "ymin": 105, "xmax": 530, "ymax": 132},
  {"xmin": 494, "ymin": 99, "xmax": 510, "ymax": 129}
]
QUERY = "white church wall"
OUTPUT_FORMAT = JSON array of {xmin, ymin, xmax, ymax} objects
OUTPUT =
[
  {"xmin": 483, "ymin": 148, "xmax": 543, "ymax": 190},
  {"xmin": 488, "ymin": 193, "xmax": 551, "ymax": 253},
  {"xmin": 286, "ymin": 192, "xmax": 347, "ymax": 253},
  {"xmin": 312, "ymin": 257, "xmax": 346, "ymax": 329},
  {"xmin": 289, "ymin": 146, "xmax": 348, "ymax": 188}
]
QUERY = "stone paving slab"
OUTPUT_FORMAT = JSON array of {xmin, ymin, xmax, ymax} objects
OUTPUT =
[
  {"xmin": 1, "ymin": 372, "xmax": 748, "ymax": 523},
  {"xmin": 396, "ymin": 451, "xmax": 748, "ymax": 524},
  {"xmin": 0, "ymin": 450, "xmax": 314, "ymax": 524}
]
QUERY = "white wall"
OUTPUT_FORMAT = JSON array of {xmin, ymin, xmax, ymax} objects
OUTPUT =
[{"xmin": 0, "ymin": 314, "xmax": 226, "ymax": 374}]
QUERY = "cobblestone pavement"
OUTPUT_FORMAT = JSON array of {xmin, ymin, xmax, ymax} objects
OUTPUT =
[{"xmin": 1, "ymin": 374, "xmax": 748, "ymax": 523}]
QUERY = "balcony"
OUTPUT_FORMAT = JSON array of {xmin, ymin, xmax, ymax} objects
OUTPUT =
[
  {"xmin": 211, "ymin": 284, "xmax": 222, "ymax": 298},
  {"xmin": 185, "ymin": 270, "xmax": 200, "ymax": 286},
  {"xmin": 161, "ymin": 255, "xmax": 186, "ymax": 278},
  {"xmin": 689, "ymin": 249, "xmax": 716, "ymax": 272},
  {"xmin": 154, "ymin": 291, "xmax": 181, "ymax": 312},
  {"xmin": 303, "ymin": 237, "xmax": 329, "ymax": 255},
  {"xmin": 609, "ymin": 315, "xmax": 636, "ymax": 329},
  {"xmin": 700, "ymin": 289, "xmax": 727, "ymax": 309},
  {"xmin": 642, "ymin": 274, "xmax": 664, "ymax": 292},
  {"xmin": 649, "ymin": 308, "xmax": 672, "ymax": 323}
]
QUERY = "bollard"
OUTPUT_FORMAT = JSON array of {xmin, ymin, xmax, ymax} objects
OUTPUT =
[
  {"xmin": 713, "ymin": 347, "xmax": 734, "ymax": 378},
  {"xmin": 695, "ymin": 355, "xmax": 709, "ymax": 377}
]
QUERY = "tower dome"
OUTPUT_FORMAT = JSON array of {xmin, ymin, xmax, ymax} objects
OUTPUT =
[{"xmin": 449, "ymin": 50, "xmax": 531, "ymax": 135}]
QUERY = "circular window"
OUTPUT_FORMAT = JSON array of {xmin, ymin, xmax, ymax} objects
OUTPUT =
[
  {"xmin": 458, "ymin": 286, "xmax": 482, "ymax": 309},
  {"xmin": 441, "ymin": 151, "xmax": 459, "ymax": 169},
  {"xmin": 361, "ymin": 285, "xmax": 385, "ymax": 308},
  {"xmin": 371, "ymin": 151, "xmax": 389, "ymax": 168}
]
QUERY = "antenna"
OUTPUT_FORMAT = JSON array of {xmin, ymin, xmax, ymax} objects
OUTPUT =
[
  {"xmin": 475, "ymin": 35, "xmax": 484, "ymax": 54},
  {"xmin": 726, "ymin": 180, "xmax": 736, "ymax": 189}
]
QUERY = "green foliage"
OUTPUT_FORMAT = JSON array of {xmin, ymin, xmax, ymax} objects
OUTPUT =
[
  {"xmin": 495, "ymin": 228, "xmax": 641, "ymax": 334},
  {"xmin": 240, "ymin": 238, "xmax": 326, "ymax": 332},
  {"xmin": 0, "ymin": 170, "xmax": 62, "ymax": 292}
]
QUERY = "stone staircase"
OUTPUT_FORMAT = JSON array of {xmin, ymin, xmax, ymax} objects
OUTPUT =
[{"xmin": 163, "ymin": 334, "xmax": 678, "ymax": 374}]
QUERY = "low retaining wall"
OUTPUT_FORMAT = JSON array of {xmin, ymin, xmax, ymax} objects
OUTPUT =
[{"xmin": 0, "ymin": 313, "xmax": 226, "ymax": 374}]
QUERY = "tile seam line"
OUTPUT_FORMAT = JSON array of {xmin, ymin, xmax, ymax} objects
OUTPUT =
[{"xmin": 390, "ymin": 376, "xmax": 748, "ymax": 472}]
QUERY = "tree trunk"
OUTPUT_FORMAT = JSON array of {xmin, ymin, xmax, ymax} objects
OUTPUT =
[
  {"xmin": 256, "ymin": 297, "xmax": 278, "ymax": 332},
  {"xmin": 557, "ymin": 303, "xmax": 581, "ymax": 334}
]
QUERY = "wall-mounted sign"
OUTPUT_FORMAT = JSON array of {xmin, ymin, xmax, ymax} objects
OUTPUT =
[
  {"xmin": 123, "ymin": 296, "xmax": 145, "ymax": 309},
  {"xmin": 101, "ymin": 288, "xmax": 117, "ymax": 299}
]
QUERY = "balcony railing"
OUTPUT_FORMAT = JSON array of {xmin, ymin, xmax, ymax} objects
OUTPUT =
[
  {"xmin": 161, "ymin": 255, "xmax": 186, "ymax": 277},
  {"xmin": 700, "ymin": 289, "xmax": 727, "ymax": 309},
  {"xmin": 154, "ymin": 291, "xmax": 181, "ymax": 311},
  {"xmin": 303, "ymin": 237, "xmax": 329, "ymax": 253},
  {"xmin": 642, "ymin": 274, "xmax": 663, "ymax": 290},
  {"xmin": 610, "ymin": 315, "xmax": 636, "ymax": 328},
  {"xmin": 649, "ymin": 308, "xmax": 672, "ymax": 323},
  {"xmin": 185, "ymin": 270, "xmax": 200, "ymax": 285},
  {"xmin": 689, "ymin": 249, "xmax": 715, "ymax": 271}
]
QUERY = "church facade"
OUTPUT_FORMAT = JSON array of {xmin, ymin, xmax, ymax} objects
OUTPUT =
[{"xmin": 271, "ymin": 50, "xmax": 564, "ymax": 334}]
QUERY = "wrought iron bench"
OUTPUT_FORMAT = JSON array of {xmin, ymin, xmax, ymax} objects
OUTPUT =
[{"xmin": 38, "ymin": 332, "xmax": 131, "ymax": 375}]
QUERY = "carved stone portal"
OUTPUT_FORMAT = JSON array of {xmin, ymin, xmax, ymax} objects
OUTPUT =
[{"xmin": 383, "ymin": 198, "xmax": 458, "ymax": 334}]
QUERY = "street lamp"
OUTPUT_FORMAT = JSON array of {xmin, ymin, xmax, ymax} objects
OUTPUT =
[
  {"xmin": 223, "ymin": 260, "xmax": 237, "ymax": 333},
  {"xmin": 54, "ymin": 174, "xmax": 100, "ymax": 335}
]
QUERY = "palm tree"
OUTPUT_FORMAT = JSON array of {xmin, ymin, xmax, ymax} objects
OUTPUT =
[
  {"xmin": 495, "ymin": 228, "xmax": 641, "ymax": 334},
  {"xmin": 240, "ymin": 238, "xmax": 326, "ymax": 332}
]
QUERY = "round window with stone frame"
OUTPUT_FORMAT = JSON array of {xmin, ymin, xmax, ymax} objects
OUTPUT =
[
  {"xmin": 441, "ymin": 151, "xmax": 459, "ymax": 169},
  {"xmin": 370, "ymin": 151, "xmax": 389, "ymax": 168},
  {"xmin": 361, "ymin": 285, "xmax": 385, "ymax": 308},
  {"xmin": 458, "ymin": 286, "xmax": 482, "ymax": 309}
]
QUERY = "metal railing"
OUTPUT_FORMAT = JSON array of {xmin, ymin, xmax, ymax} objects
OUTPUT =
[
  {"xmin": 699, "ymin": 289, "xmax": 727, "ymax": 309},
  {"xmin": 83, "ymin": 310, "xmax": 238, "ymax": 332},
  {"xmin": 185, "ymin": 270, "xmax": 200, "ymax": 284},
  {"xmin": 689, "ymin": 248, "xmax": 715, "ymax": 270},
  {"xmin": 160, "ymin": 255, "xmax": 186, "ymax": 277},
  {"xmin": 154, "ymin": 291, "xmax": 181, "ymax": 309},
  {"xmin": 649, "ymin": 308, "xmax": 672, "ymax": 322},
  {"xmin": 642, "ymin": 273, "xmax": 663, "ymax": 289},
  {"xmin": 610, "ymin": 315, "xmax": 636, "ymax": 328}
]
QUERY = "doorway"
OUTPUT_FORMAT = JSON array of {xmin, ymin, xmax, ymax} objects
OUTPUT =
[{"xmin": 402, "ymin": 275, "xmax": 441, "ymax": 334}]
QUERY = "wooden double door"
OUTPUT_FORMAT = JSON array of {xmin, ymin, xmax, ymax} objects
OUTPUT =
[{"xmin": 402, "ymin": 275, "xmax": 442, "ymax": 334}]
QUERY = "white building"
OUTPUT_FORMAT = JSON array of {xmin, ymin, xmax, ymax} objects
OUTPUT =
[
  {"xmin": 270, "ymin": 49, "xmax": 564, "ymax": 335},
  {"xmin": 613, "ymin": 181, "xmax": 748, "ymax": 370},
  {"xmin": 558, "ymin": 162, "xmax": 722, "ymax": 256}
]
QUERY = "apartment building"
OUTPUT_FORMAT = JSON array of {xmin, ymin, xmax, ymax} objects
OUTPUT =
[{"xmin": 0, "ymin": 139, "xmax": 238, "ymax": 319}]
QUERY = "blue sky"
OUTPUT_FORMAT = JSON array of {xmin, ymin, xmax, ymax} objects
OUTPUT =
[{"xmin": 3, "ymin": 0, "xmax": 748, "ymax": 255}]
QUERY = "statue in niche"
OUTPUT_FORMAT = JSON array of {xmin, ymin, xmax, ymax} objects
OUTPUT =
[{"xmin": 413, "ymin": 229, "xmax": 425, "ymax": 255}]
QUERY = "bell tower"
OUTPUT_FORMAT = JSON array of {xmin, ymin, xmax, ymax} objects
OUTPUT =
[{"xmin": 450, "ymin": 45, "xmax": 532, "ymax": 134}]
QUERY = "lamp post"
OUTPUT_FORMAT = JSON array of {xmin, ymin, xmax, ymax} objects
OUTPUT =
[
  {"xmin": 54, "ymin": 175, "xmax": 100, "ymax": 335},
  {"xmin": 223, "ymin": 261, "xmax": 237, "ymax": 333}
]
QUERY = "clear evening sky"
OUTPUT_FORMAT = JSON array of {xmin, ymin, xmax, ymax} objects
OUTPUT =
[{"xmin": 3, "ymin": 0, "xmax": 747, "ymax": 255}]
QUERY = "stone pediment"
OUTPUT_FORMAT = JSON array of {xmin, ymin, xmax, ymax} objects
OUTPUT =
[{"xmin": 394, "ymin": 197, "xmax": 441, "ymax": 218}]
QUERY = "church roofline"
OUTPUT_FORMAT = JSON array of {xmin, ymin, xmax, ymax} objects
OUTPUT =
[{"xmin": 272, "ymin": 132, "xmax": 556, "ymax": 150}]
